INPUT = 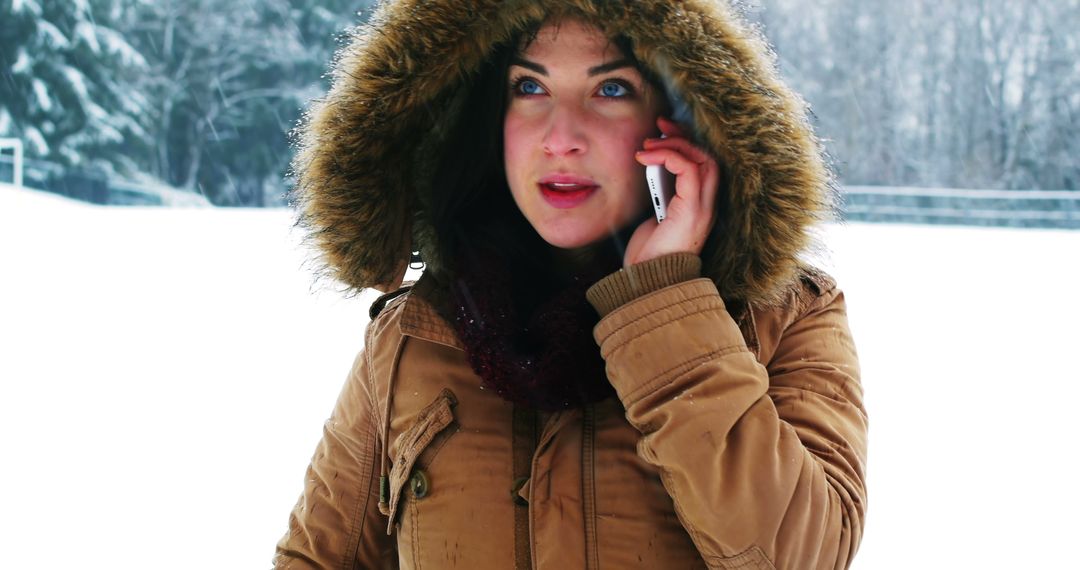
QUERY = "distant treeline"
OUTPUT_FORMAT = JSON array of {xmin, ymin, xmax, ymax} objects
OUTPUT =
[
  {"xmin": 755, "ymin": 0, "xmax": 1079, "ymax": 191},
  {"xmin": 1, "ymin": 0, "xmax": 1076, "ymax": 207}
]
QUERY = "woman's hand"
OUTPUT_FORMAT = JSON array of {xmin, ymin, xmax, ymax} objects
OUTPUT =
[{"xmin": 625, "ymin": 117, "xmax": 720, "ymax": 267}]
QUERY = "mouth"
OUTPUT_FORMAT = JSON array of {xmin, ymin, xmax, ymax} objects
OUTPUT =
[
  {"xmin": 538, "ymin": 183, "xmax": 599, "ymax": 209},
  {"xmin": 538, "ymin": 175, "xmax": 599, "ymax": 209}
]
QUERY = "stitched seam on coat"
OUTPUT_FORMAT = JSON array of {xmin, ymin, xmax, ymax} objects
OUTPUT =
[
  {"xmin": 411, "ymin": 497, "xmax": 422, "ymax": 570},
  {"xmin": 604, "ymin": 304, "xmax": 731, "ymax": 358},
  {"xmin": 512, "ymin": 407, "xmax": 537, "ymax": 570},
  {"xmin": 418, "ymin": 423, "xmax": 459, "ymax": 469},
  {"xmin": 653, "ymin": 465, "xmax": 713, "ymax": 563},
  {"xmin": 582, "ymin": 406, "xmax": 600, "ymax": 570},
  {"xmin": 704, "ymin": 545, "xmax": 776, "ymax": 569},
  {"xmin": 640, "ymin": 432, "xmax": 778, "ymax": 569},
  {"xmin": 380, "ymin": 332, "xmax": 409, "ymax": 528},
  {"xmin": 338, "ymin": 408, "xmax": 378, "ymax": 570},
  {"xmin": 737, "ymin": 303, "xmax": 761, "ymax": 358},
  {"xmin": 363, "ymin": 323, "xmax": 379, "ymax": 428},
  {"xmin": 601, "ymin": 292, "xmax": 722, "ymax": 341},
  {"xmin": 624, "ymin": 345, "xmax": 749, "ymax": 403},
  {"xmin": 380, "ymin": 331, "xmax": 408, "ymax": 517},
  {"xmin": 339, "ymin": 322, "xmax": 381, "ymax": 570}
]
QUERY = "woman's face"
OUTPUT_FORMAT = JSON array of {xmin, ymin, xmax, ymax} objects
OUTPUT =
[{"xmin": 503, "ymin": 19, "xmax": 665, "ymax": 250}]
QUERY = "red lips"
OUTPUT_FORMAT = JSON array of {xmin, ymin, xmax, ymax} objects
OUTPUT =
[{"xmin": 538, "ymin": 173, "xmax": 599, "ymax": 209}]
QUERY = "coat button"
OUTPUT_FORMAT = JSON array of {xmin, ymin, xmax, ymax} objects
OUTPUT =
[{"xmin": 409, "ymin": 469, "xmax": 430, "ymax": 499}]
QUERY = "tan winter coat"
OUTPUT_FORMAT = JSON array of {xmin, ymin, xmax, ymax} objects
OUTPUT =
[
  {"xmin": 275, "ymin": 256, "xmax": 865, "ymax": 570},
  {"xmin": 275, "ymin": 0, "xmax": 867, "ymax": 568}
]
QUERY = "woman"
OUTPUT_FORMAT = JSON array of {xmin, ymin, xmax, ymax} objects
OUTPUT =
[{"xmin": 276, "ymin": 1, "xmax": 867, "ymax": 569}]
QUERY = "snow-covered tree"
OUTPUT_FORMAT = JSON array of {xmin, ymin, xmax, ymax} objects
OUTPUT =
[
  {"xmin": 5, "ymin": 0, "xmax": 1074, "ymax": 203},
  {"xmin": 751, "ymin": 0, "xmax": 1079, "ymax": 190},
  {"xmin": 125, "ymin": 0, "xmax": 371, "ymax": 205},
  {"xmin": 0, "ymin": 0, "xmax": 150, "ymax": 172}
]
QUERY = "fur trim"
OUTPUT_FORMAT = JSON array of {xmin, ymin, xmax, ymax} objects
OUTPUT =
[{"xmin": 291, "ymin": 0, "xmax": 835, "ymax": 304}]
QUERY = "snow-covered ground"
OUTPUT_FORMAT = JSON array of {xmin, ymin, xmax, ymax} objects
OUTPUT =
[{"xmin": 1, "ymin": 183, "xmax": 1078, "ymax": 568}]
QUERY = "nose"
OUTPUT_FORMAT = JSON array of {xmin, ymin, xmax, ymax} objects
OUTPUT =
[{"xmin": 542, "ymin": 105, "xmax": 588, "ymax": 156}]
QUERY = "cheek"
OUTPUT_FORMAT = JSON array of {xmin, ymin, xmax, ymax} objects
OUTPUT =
[
  {"xmin": 602, "ymin": 119, "xmax": 655, "ymax": 217},
  {"xmin": 602, "ymin": 120, "xmax": 653, "ymax": 179},
  {"xmin": 503, "ymin": 113, "xmax": 530, "ymax": 177}
]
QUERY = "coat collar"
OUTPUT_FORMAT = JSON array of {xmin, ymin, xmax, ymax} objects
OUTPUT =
[{"xmin": 396, "ymin": 276, "xmax": 465, "ymax": 351}]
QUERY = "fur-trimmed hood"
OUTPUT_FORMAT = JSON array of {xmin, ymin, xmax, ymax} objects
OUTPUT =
[{"xmin": 291, "ymin": 0, "xmax": 834, "ymax": 305}]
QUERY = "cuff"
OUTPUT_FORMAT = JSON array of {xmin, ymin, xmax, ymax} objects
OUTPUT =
[{"xmin": 586, "ymin": 252, "xmax": 703, "ymax": 317}]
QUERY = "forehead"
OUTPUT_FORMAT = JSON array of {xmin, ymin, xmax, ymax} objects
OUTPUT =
[{"xmin": 518, "ymin": 19, "xmax": 626, "ymax": 62}]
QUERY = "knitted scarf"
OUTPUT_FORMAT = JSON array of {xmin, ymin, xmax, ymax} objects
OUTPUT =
[{"xmin": 447, "ymin": 245, "xmax": 621, "ymax": 411}]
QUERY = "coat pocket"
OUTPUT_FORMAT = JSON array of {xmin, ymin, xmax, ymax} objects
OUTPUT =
[
  {"xmin": 379, "ymin": 388, "xmax": 458, "ymax": 533},
  {"xmin": 707, "ymin": 546, "xmax": 776, "ymax": 570}
]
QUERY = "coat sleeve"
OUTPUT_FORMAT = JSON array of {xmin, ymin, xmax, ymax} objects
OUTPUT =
[
  {"xmin": 589, "ymin": 265, "xmax": 867, "ymax": 570},
  {"xmin": 273, "ymin": 322, "xmax": 398, "ymax": 569}
]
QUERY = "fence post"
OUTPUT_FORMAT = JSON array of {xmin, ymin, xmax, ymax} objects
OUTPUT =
[
  {"xmin": 0, "ymin": 138, "xmax": 23, "ymax": 187},
  {"xmin": 13, "ymin": 140, "xmax": 22, "ymax": 188}
]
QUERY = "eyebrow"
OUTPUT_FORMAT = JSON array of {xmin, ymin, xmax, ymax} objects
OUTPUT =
[{"xmin": 509, "ymin": 57, "xmax": 636, "ymax": 77}]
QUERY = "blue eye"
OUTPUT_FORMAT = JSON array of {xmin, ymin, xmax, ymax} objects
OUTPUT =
[
  {"xmin": 599, "ymin": 81, "xmax": 629, "ymax": 97},
  {"xmin": 516, "ymin": 78, "xmax": 545, "ymax": 96}
]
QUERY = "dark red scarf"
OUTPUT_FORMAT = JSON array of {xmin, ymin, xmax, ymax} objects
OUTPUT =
[{"xmin": 447, "ymin": 245, "xmax": 621, "ymax": 411}]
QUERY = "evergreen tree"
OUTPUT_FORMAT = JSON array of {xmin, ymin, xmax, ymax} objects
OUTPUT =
[
  {"xmin": 126, "ymin": 0, "xmax": 370, "ymax": 205},
  {"xmin": 0, "ymin": 0, "xmax": 150, "ymax": 173}
]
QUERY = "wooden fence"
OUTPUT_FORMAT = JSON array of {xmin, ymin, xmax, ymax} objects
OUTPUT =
[{"xmin": 840, "ymin": 186, "xmax": 1080, "ymax": 229}]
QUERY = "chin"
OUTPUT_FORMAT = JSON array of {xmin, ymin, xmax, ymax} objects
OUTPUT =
[
  {"xmin": 534, "ymin": 223, "xmax": 608, "ymax": 250},
  {"xmin": 531, "ymin": 208, "xmax": 648, "ymax": 251},
  {"xmin": 538, "ymin": 232, "xmax": 602, "ymax": 250}
]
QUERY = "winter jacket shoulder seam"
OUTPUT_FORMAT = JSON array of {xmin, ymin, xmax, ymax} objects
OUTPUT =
[{"xmin": 782, "ymin": 265, "xmax": 841, "ymax": 326}]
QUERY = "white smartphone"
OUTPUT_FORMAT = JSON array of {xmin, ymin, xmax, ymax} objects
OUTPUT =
[{"xmin": 645, "ymin": 134, "xmax": 676, "ymax": 222}]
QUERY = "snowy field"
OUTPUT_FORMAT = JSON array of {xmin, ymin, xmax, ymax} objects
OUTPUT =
[{"xmin": 1, "ymin": 182, "xmax": 1078, "ymax": 569}]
